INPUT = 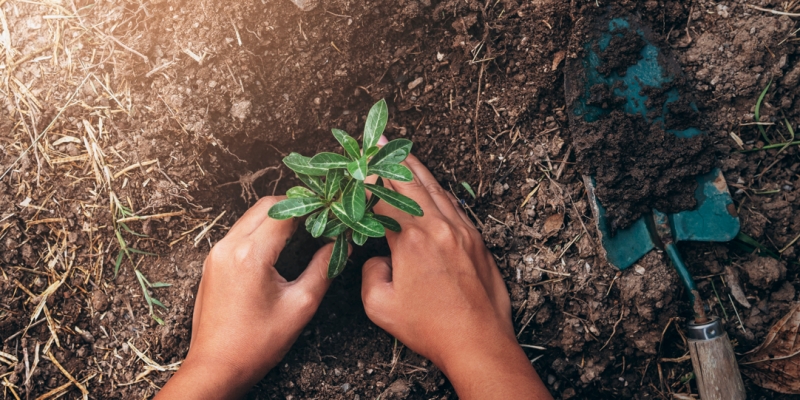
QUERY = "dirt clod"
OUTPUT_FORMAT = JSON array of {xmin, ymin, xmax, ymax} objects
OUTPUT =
[{"xmin": 743, "ymin": 256, "xmax": 787, "ymax": 289}]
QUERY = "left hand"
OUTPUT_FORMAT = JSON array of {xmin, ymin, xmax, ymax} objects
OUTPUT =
[{"xmin": 156, "ymin": 196, "xmax": 343, "ymax": 399}]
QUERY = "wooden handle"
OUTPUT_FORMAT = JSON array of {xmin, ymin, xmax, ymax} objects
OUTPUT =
[{"xmin": 688, "ymin": 332, "xmax": 746, "ymax": 400}]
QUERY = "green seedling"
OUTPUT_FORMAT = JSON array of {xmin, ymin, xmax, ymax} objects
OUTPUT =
[
  {"xmin": 110, "ymin": 192, "xmax": 166, "ymax": 324},
  {"xmin": 269, "ymin": 99, "xmax": 423, "ymax": 278},
  {"xmin": 754, "ymin": 79, "xmax": 772, "ymax": 145},
  {"xmin": 135, "ymin": 270, "xmax": 171, "ymax": 325},
  {"xmin": 461, "ymin": 181, "xmax": 476, "ymax": 199},
  {"xmin": 111, "ymin": 194, "xmax": 155, "ymax": 277}
]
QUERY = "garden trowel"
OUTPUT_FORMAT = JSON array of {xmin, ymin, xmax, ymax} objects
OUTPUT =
[{"xmin": 565, "ymin": 10, "xmax": 745, "ymax": 400}]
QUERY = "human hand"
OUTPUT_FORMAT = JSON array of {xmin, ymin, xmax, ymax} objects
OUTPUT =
[
  {"xmin": 157, "ymin": 196, "xmax": 344, "ymax": 399},
  {"xmin": 361, "ymin": 137, "xmax": 552, "ymax": 399}
]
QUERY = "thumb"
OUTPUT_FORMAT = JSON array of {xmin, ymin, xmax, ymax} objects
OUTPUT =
[
  {"xmin": 361, "ymin": 256, "xmax": 393, "ymax": 312},
  {"xmin": 291, "ymin": 242, "xmax": 349, "ymax": 306}
]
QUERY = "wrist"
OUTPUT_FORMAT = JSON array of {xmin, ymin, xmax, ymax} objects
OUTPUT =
[
  {"xmin": 157, "ymin": 354, "xmax": 258, "ymax": 399},
  {"xmin": 436, "ymin": 332, "xmax": 548, "ymax": 399}
]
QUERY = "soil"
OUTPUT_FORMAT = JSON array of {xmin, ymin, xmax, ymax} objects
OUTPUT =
[
  {"xmin": 2, "ymin": 0, "xmax": 800, "ymax": 399},
  {"xmin": 572, "ymin": 109, "xmax": 716, "ymax": 232}
]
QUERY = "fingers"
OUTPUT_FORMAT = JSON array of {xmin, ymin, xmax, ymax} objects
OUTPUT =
[
  {"xmin": 227, "ymin": 196, "xmax": 284, "ymax": 238},
  {"xmin": 246, "ymin": 210, "xmax": 300, "ymax": 267},
  {"xmin": 289, "ymin": 242, "xmax": 347, "ymax": 311},
  {"xmin": 400, "ymin": 154, "xmax": 467, "ymax": 223},
  {"xmin": 446, "ymin": 192, "xmax": 477, "ymax": 229},
  {"xmin": 361, "ymin": 256, "xmax": 393, "ymax": 312}
]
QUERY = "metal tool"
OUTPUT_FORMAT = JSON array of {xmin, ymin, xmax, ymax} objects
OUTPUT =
[{"xmin": 565, "ymin": 11, "xmax": 745, "ymax": 399}]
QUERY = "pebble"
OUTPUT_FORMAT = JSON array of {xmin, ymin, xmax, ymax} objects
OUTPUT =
[
  {"xmin": 92, "ymin": 290, "xmax": 109, "ymax": 312},
  {"xmin": 341, "ymin": 383, "xmax": 351, "ymax": 392},
  {"xmin": 408, "ymin": 77, "xmax": 424, "ymax": 90}
]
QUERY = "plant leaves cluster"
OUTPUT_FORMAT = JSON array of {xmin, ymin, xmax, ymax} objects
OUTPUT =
[{"xmin": 269, "ymin": 99, "xmax": 422, "ymax": 278}]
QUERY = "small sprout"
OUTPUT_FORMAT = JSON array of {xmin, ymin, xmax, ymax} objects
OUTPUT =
[
  {"xmin": 269, "ymin": 99, "xmax": 422, "ymax": 278},
  {"xmin": 754, "ymin": 79, "xmax": 772, "ymax": 145},
  {"xmin": 461, "ymin": 181, "xmax": 476, "ymax": 199}
]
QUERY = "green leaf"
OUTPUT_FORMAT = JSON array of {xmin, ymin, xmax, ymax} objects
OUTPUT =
[
  {"xmin": 369, "ymin": 139, "xmax": 412, "ymax": 166},
  {"xmin": 363, "ymin": 99, "xmax": 388, "ymax": 150},
  {"xmin": 114, "ymin": 250, "xmax": 124, "ymax": 277},
  {"xmin": 327, "ymin": 234, "xmax": 349, "ymax": 278},
  {"xmin": 364, "ymin": 146, "xmax": 379, "ymax": 157},
  {"xmin": 324, "ymin": 169, "xmax": 344, "ymax": 200},
  {"xmin": 287, "ymin": 186, "xmax": 318, "ymax": 199},
  {"xmin": 331, "ymin": 202, "xmax": 386, "ymax": 237},
  {"xmin": 120, "ymin": 222, "xmax": 147, "ymax": 237},
  {"xmin": 332, "ymin": 129, "xmax": 361, "ymax": 159},
  {"xmin": 311, "ymin": 208, "xmax": 329, "ymax": 238},
  {"xmin": 342, "ymin": 179, "xmax": 366, "ymax": 221},
  {"xmin": 310, "ymin": 152, "xmax": 351, "ymax": 169},
  {"xmin": 297, "ymin": 173, "xmax": 325, "ymax": 195},
  {"xmin": 365, "ymin": 177, "xmax": 383, "ymax": 210},
  {"xmin": 365, "ymin": 184, "xmax": 423, "ymax": 216},
  {"xmin": 373, "ymin": 214, "xmax": 401, "ymax": 232},
  {"xmin": 268, "ymin": 198, "xmax": 324, "ymax": 220},
  {"xmin": 755, "ymin": 79, "xmax": 773, "ymax": 145},
  {"xmin": 305, "ymin": 210, "xmax": 322, "ymax": 232},
  {"xmin": 352, "ymin": 230, "xmax": 368, "ymax": 246},
  {"xmin": 369, "ymin": 164, "xmax": 413, "ymax": 182},
  {"xmin": 128, "ymin": 247, "xmax": 157, "ymax": 256},
  {"xmin": 322, "ymin": 218, "xmax": 348, "ymax": 237},
  {"xmin": 461, "ymin": 182, "xmax": 476, "ymax": 198},
  {"xmin": 150, "ymin": 282, "xmax": 172, "ymax": 288},
  {"xmin": 283, "ymin": 152, "xmax": 327, "ymax": 176},
  {"xmin": 347, "ymin": 156, "xmax": 368, "ymax": 181},
  {"xmin": 151, "ymin": 297, "xmax": 168, "ymax": 310}
]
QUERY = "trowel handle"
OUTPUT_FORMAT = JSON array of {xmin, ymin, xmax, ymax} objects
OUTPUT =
[{"xmin": 687, "ymin": 319, "xmax": 746, "ymax": 400}]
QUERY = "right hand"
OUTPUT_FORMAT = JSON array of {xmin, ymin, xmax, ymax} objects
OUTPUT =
[{"xmin": 361, "ymin": 142, "xmax": 552, "ymax": 399}]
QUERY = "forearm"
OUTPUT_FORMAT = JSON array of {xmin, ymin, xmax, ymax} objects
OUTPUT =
[
  {"xmin": 439, "ymin": 335, "xmax": 552, "ymax": 400},
  {"xmin": 156, "ymin": 359, "xmax": 255, "ymax": 400}
]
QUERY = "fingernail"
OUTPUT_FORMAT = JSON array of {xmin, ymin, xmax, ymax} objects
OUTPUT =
[{"xmin": 377, "ymin": 135, "xmax": 389, "ymax": 146}]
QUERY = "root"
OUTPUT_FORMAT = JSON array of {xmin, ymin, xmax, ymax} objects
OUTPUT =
[{"xmin": 217, "ymin": 166, "xmax": 281, "ymax": 204}]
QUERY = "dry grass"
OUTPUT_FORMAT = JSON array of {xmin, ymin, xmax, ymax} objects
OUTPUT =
[{"xmin": 0, "ymin": 1, "xmax": 222, "ymax": 397}]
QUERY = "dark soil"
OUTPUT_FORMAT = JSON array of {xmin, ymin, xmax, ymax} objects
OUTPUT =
[
  {"xmin": 573, "ymin": 109, "xmax": 716, "ymax": 232},
  {"xmin": 2, "ymin": 0, "xmax": 800, "ymax": 399},
  {"xmin": 595, "ymin": 30, "xmax": 646, "ymax": 77}
]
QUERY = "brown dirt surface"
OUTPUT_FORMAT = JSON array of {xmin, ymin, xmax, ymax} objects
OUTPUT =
[{"xmin": 3, "ymin": 0, "xmax": 800, "ymax": 399}]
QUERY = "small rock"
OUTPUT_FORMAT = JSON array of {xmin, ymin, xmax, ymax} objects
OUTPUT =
[
  {"xmin": 230, "ymin": 100, "xmax": 252, "ymax": 121},
  {"xmin": 382, "ymin": 379, "xmax": 411, "ymax": 399},
  {"xmin": 543, "ymin": 213, "xmax": 564, "ymax": 236},
  {"xmin": 341, "ymin": 383, "xmax": 351, "ymax": 392},
  {"xmin": 492, "ymin": 182, "xmax": 505, "ymax": 197},
  {"xmin": 92, "ymin": 290, "xmax": 109, "ymax": 312},
  {"xmin": 408, "ymin": 77, "xmax": 424, "ymax": 90}
]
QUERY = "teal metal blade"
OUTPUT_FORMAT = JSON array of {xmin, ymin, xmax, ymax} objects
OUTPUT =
[{"xmin": 568, "ymin": 12, "xmax": 740, "ymax": 271}]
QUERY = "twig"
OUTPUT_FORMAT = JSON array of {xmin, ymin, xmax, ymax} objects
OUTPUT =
[
  {"xmin": 47, "ymin": 351, "xmax": 88, "ymax": 400},
  {"xmin": 194, "ymin": 211, "xmax": 226, "ymax": 247},
  {"xmin": 117, "ymin": 210, "xmax": 185, "ymax": 224},
  {"xmin": 600, "ymin": 308, "xmax": 625, "ymax": 350},
  {"xmin": 113, "ymin": 159, "xmax": 158, "ymax": 179},
  {"xmin": 92, "ymin": 27, "xmax": 149, "ymax": 64},
  {"xmin": 747, "ymin": 4, "xmax": 800, "ymax": 17}
]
